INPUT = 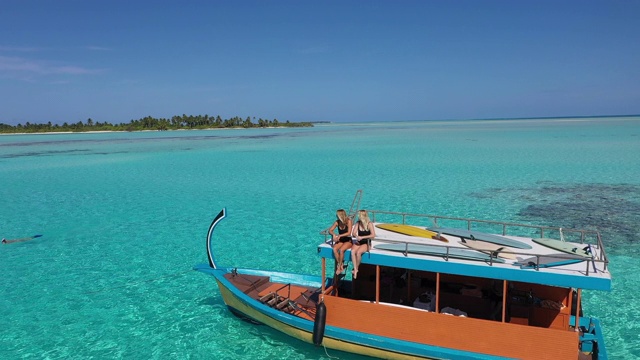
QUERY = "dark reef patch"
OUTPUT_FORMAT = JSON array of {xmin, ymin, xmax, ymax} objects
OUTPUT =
[
  {"xmin": 471, "ymin": 182, "xmax": 640, "ymax": 255},
  {"xmin": 1, "ymin": 149, "xmax": 91, "ymax": 159}
]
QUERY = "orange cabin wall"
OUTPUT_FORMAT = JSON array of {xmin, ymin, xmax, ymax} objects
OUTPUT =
[
  {"xmin": 511, "ymin": 282, "xmax": 572, "ymax": 330},
  {"xmin": 323, "ymin": 295, "xmax": 579, "ymax": 360},
  {"xmin": 355, "ymin": 266, "xmax": 575, "ymax": 332}
]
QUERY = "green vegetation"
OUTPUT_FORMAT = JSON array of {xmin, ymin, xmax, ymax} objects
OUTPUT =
[{"xmin": 0, "ymin": 114, "xmax": 313, "ymax": 134}]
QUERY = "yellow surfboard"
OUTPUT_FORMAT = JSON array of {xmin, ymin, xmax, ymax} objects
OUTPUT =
[{"xmin": 375, "ymin": 224, "xmax": 448, "ymax": 243}]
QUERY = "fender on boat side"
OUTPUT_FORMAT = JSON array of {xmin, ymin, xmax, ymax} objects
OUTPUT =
[{"xmin": 207, "ymin": 208, "xmax": 227, "ymax": 269}]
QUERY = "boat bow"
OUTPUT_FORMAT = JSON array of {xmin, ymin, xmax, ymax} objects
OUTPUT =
[{"xmin": 206, "ymin": 208, "xmax": 226, "ymax": 269}]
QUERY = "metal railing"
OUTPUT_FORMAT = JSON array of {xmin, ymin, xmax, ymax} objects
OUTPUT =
[
  {"xmin": 322, "ymin": 207, "xmax": 609, "ymax": 273},
  {"xmin": 318, "ymin": 188, "xmax": 609, "ymax": 273},
  {"xmin": 364, "ymin": 209, "xmax": 609, "ymax": 273},
  {"xmin": 370, "ymin": 236, "xmax": 607, "ymax": 275}
]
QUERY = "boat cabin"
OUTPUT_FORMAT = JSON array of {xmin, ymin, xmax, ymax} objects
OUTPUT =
[{"xmin": 314, "ymin": 209, "xmax": 611, "ymax": 359}]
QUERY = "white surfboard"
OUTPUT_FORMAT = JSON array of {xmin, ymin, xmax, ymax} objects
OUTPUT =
[{"xmin": 458, "ymin": 239, "xmax": 518, "ymax": 260}]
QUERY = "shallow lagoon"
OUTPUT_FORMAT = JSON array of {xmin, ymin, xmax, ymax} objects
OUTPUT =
[{"xmin": 1, "ymin": 117, "xmax": 639, "ymax": 359}]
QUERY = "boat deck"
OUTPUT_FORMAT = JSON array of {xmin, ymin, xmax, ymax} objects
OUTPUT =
[
  {"xmin": 318, "ymin": 222, "xmax": 611, "ymax": 291},
  {"xmin": 222, "ymin": 272, "xmax": 321, "ymax": 320}
]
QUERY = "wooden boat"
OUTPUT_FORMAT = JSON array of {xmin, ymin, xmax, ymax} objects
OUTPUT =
[{"xmin": 195, "ymin": 191, "xmax": 611, "ymax": 359}]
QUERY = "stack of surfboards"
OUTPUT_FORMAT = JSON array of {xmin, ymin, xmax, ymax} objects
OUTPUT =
[
  {"xmin": 374, "ymin": 224, "xmax": 512, "ymax": 262},
  {"xmin": 373, "ymin": 223, "xmax": 591, "ymax": 268},
  {"xmin": 425, "ymin": 227, "xmax": 532, "ymax": 249}
]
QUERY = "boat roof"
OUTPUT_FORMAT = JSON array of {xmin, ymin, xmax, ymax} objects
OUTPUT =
[{"xmin": 318, "ymin": 221, "xmax": 612, "ymax": 292}]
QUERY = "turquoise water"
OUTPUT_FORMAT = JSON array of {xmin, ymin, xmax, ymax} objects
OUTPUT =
[{"xmin": 1, "ymin": 117, "xmax": 639, "ymax": 359}]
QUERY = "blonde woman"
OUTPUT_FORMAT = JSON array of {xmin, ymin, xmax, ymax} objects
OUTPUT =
[
  {"xmin": 328, "ymin": 209, "xmax": 353, "ymax": 275},
  {"xmin": 350, "ymin": 210, "xmax": 376, "ymax": 279}
]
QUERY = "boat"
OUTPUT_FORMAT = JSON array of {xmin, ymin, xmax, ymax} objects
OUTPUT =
[{"xmin": 194, "ymin": 190, "xmax": 611, "ymax": 359}]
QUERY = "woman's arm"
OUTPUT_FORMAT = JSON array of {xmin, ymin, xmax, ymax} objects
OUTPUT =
[
  {"xmin": 328, "ymin": 221, "xmax": 338, "ymax": 233},
  {"xmin": 328, "ymin": 221, "xmax": 338, "ymax": 239}
]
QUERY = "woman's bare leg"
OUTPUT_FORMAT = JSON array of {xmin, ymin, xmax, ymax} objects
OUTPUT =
[
  {"xmin": 351, "ymin": 244, "xmax": 361, "ymax": 278},
  {"xmin": 332, "ymin": 243, "xmax": 341, "ymax": 273},
  {"xmin": 352, "ymin": 244, "xmax": 369, "ymax": 279},
  {"xmin": 339, "ymin": 242, "xmax": 352, "ymax": 274}
]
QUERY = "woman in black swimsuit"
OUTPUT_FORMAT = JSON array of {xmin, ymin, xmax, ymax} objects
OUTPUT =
[
  {"xmin": 328, "ymin": 209, "xmax": 353, "ymax": 275},
  {"xmin": 350, "ymin": 209, "xmax": 376, "ymax": 279}
]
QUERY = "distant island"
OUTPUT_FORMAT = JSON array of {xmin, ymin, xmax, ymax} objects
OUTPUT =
[{"xmin": 0, "ymin": 114, "xmax": 313, "ymax": 134}]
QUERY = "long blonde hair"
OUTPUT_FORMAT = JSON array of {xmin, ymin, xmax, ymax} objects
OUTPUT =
[
  {"xmin": 336, "ymin": 209, "xmax": 348, "ymax": 228},
  {"xmin": 357, "ymin": 210, "xmax": 371, "ymax": 230}
]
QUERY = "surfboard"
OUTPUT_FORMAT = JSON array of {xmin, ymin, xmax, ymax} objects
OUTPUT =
[
  {"xmin": 374, "ymin": 243, "xmax": 505, "ymax": 263},
  {"xmin": 426, "ymin": 227, "xmax": 532, "ymax": 249},
  {"xmin": 458, "ymin": 239, "xmax": 517, "ymax": 260},
  {"xmin": 532, "ymin": 238, "xmax": 592, "ymax": 258},
  {"xmin": 515, "ymin": 254, "xmax": 585, "ymax": 269},
  {"xmin": 375, "ymin": 224, "xmax": 448, "ymax": 243}
]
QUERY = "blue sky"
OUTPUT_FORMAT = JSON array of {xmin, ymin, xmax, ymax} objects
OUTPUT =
[{"xmin": 1, "ymin": 1, "xmax": 639, "ymax": 125}]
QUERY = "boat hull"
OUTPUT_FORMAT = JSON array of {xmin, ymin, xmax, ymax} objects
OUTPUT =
[
  {"xmin": 209, "ymin": 269, "xmax": 450, "ymax": 360},
  {"xmin": 209, "ymin": 269, "xmax": 438, "ymax": 360},
  {"xmin": 198, "ymin": 266, "xmax": 604, "ymax": 360}
]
